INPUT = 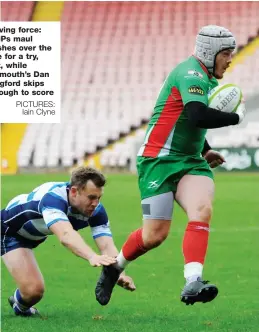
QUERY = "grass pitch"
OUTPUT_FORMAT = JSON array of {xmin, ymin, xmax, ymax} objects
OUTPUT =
[{"xmin": 1, "ymin": 172, "xmax": 259, "ymax": 332}]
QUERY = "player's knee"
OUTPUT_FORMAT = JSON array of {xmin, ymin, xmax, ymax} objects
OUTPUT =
[
  {"xmin": 143, "ymin": 229, "xmax": 169, "ymax": 249},
  {"xmin": 22, "ymin": 282, "xmax": 45, "ymax": 301},
  {"xmin": 197, "ymin": 202, "xmax": 213, "ymax": 223}
]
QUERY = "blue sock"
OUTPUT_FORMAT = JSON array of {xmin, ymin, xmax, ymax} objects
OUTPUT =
[{"xmin": 14, "ymin": 289, "xmax": 31, "ymax": 311}]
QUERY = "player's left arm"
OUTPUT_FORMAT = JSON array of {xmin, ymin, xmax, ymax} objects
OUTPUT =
[{"xmin": 90, "ymin": 205, "xmax": 136, "ymax": 291}]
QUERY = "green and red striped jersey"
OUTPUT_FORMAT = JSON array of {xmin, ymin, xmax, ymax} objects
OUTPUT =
[{"xmin": 138, "ymin": 56, "xmax": 218, "ymax": 158}]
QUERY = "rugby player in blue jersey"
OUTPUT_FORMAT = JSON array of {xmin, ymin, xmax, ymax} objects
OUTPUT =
[{"xmin": 1, "ymin": 167, "xmax": 136, "ymax": 316}]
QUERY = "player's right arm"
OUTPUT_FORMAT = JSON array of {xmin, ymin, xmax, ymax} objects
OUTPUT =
[
  {"xmin": 49, "ymin": 222, "xmax": 116, "ymax": 267},
  {"xmin": 39, "ymin": 192, "xmax": 116, "ymax": 267},
  {"xmin": 177, "ymin": 69, "xmax": 245, "ymax": 128}
]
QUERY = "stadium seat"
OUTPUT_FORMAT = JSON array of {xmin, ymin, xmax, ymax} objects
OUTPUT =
[{"xmin": 1, "ymin": 1, "xmax": 34, "ymax": 21}]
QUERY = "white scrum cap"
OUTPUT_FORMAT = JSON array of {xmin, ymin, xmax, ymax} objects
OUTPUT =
[{"xmin": 194, "ymin": 25, "xmax": 236, "ymax": 74}]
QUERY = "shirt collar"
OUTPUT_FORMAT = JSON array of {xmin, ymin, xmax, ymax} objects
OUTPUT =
[{"xmin": 192, "ymin": 55, "xmax": 213, "ymax": 79}]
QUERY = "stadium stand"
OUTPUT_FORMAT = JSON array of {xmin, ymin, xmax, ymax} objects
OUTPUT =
[
  {"xmin": 2, "ymin": 1, "xmax": 259, "ymax": 169},
  {"xmin": 1, "ymin": 1, "xmax": 34, "ymax": 21}
]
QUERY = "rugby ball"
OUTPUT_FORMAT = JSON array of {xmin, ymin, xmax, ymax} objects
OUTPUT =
[{"xmin": 208, "ymin": 84, "xmax": 242, "ymax": 113}]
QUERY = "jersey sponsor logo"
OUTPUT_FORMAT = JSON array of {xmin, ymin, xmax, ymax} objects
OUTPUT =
[
  {"xmin": 188, "ymin": 85, "xmax": 204, "ymax": 95},
  {"xmin": 187, "ymin": 70, "xmax": 203, "ymax": 79},
  {"xmin": 148, "ymin": 180, "xmax": 159, "ymax": 189}
]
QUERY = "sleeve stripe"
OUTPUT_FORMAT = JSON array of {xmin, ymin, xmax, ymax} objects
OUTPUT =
[
  {"xmin": 93, "ymin": 233, "xmax": 113, "ymax": 239},
  {"xmin": 47, "ymin": 218, "xmax": 69, "ymax": 228},
  {"xmin": 42, "ymin": 206, "xmax": 67, "ymax": 214},
  {"xmin": 48, "ymin": 192, "xmax": 67, "ymax": 203},
  {"xmin": 39, "ymin": 193, "xmax": 68, "ymax": 214}
]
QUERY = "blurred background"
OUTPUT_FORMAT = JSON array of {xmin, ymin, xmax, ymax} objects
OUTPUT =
[{"xmin": 1, "ymin": 1, "xmax": 259, "ymax": 174}]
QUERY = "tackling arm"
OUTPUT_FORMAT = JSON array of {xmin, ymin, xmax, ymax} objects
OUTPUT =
[
  {"xmin": 94, "ymin": 236, "xmax": 118, "ymax": 257},
  {"xmin": 40, "ymin": 193, "xmax": 115, "ymax": 266},
  {"xmin": 50, "ymin": 221, "xmax": 116, "ymax": 267}
]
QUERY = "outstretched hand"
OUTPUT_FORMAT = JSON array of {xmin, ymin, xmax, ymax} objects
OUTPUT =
[
  {"xmin": 203, "ymin": 149, "xmax": 226, "ymax": 168},
  {"xmin": 117, "ymin": 275, "xmax": 136, "ymax": 291},
  {"xmin": 89, "ymin": 254, "xmax": 117, "ymax": 267}
]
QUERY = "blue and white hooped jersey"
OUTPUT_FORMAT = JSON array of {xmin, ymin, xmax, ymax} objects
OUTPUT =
[{"xmin": 1, "ymin": 182, "xmax": 112, "ymax": 242}]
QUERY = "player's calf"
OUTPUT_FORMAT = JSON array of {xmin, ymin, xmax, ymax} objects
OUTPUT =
[{"xmin": 20, "ymin": 281, "xmax": 45, "ymax": 301}]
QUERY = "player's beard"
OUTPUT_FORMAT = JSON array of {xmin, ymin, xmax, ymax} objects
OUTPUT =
[{"xmin": 214, "ymin": 70, "xmax": 224, "ymax": 79}]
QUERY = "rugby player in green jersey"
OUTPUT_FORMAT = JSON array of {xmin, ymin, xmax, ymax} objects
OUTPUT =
[{"xmin": 95, "ymin": 25, "xmax": 247, "ymax": 306}]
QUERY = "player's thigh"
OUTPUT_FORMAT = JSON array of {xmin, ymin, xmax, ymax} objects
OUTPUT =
[
  {"xmin": 141, "ymin": 192, "xmax": 174, "ymax": 221},
  {"xmin": 137, "ymin": 156, "xmax": 179, "ymax": 212},
  {"xmin": 137, "ymin": 157, "xmax": 180, "ymax": 197},
  {"xmin": 137, "ymin": 156, "xmax": 180, "ymax": 242},
  {"xmin": 175, "ymin": 174, "xmax": 215, "ymax": 221},
  {"xmin": 2, "ymin": 248, "xmax": 44, "ymax": 290}
]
